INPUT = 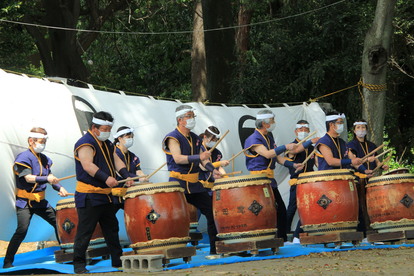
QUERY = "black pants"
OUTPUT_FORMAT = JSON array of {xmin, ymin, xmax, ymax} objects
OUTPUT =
[
  {"xmin": 4, "ymin": 206, "xmax": 59, "ymax": 266},
  {"xmin": 286, "ymin": 185, "xmax": 303, "ymax": 238},
  {"xmin": 73, "ymin": 200, "xmax": 122, "ymax": 272},
  {"xmin": 185, "ymin": 192, "xmax": 218, "ymax": 254},
  {"xmin": 272, "ymin": 187, "xmax": 288, "ymax": 241}
]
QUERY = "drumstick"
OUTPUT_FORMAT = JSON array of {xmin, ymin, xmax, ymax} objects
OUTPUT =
[
  {"xmin": 373, "ymin": 148, "xmax": 392, "ymax": 160},
  {"xmin": 294, "ymin": 148, "xmax": 317, "ymax": 173},
  {"xmin": 398, "ymin": 147, "xmax": 407, "ymax": 164},
  {"xmin": 286, "ymin": 131, "xmax": 316, "ymax": 154},
  {"xmin": 118, "ymin": 174, "xmax": 150, "ymax": 184},
  {"xmin": 227, "ymin": 148, "xmax": 247, "ymax": 163},
  {"xmin": 372, "ymin": 154, "xmax": 393, "ymax": 174},
  {"xmin": 67, "ymin": 193, "xmax": 75, "ymax": 196},
  {"xmin": 58, "ymin": 174, "xmax": 76, "ymax": 181},
  {"xmin": 208, "ymin": 130, "xmax": 230, "ymax": 152},
  {"xmin": 360, "ymin": 144, "xmax": 385, "ymax": 162},
  {"xmin": 147, "ymin": 162, "xmax": 167, "ymax": 180},
  {"xmin": 221, "ymin": 170, "xmax": 242, "ymax": 177}
]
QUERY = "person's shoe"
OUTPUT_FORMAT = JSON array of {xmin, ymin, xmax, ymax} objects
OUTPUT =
[
  {"xmin": 3, "ymin": 262, "xmax": 13, "ymax": 269},
  {"xmin": 74, "ymin": 267, "xmax": 90, "ymax": 274},
  {"xmin": 292, "ymin": 237, "xmax": 301, "ymax": 244},
  {"xmin": 205, "ymin": 254, "xmax": 221, "ymax": 260}
]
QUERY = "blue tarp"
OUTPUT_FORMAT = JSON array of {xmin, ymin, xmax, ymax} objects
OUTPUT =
[{"xmin": 2, "ymin": 240, "xmax": 414, "ymax": 274}]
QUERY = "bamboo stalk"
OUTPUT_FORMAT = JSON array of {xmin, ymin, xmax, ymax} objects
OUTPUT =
[
  {"xmin": 285, "ymin": 131, "xmax": 316, "ymax": 154},
  {"xmin": 208, "ymin": 130, "xmax": 230, "ymax": 152}
]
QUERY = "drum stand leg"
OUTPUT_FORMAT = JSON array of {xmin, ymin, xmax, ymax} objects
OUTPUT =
[
  {"xmin": 215, "ymin": 238, "xmax": 283, "ymax": 255},
  {"xmin": 299, "ymin": 232, "xmax": 364, "ymax": 246},
  {"xmin": 367, "ymin": 230, "xmax": 414, "ymax": 244}
]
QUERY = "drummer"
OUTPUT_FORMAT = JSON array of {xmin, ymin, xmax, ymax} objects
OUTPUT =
[
  {"xmin": 244, "ymin": 110, "xmax": 304, "ymax": 242},
  {"xmin": 112, "ymin": 126, "xmax": 148, "ymax": 212},
  {"xmin": 3, "ymin": 127, "xmax": 69, "ymax": 269},
  {"xmin": 72, "ymin": 111, "xmax": 133, "ymax": 274},
  {"xmin": 347, "ymin": 119, "xmax": 389, "ymax": 172},
  {"xmin": 316, "ymin": 112, "xmax": 368, "ymax": 173},
  {"xmin": 163, "ymin": 105, "xmax": 219, "ymax": 256},
  {"xmin": 284, "ymin": 120, "xmax": 319, "ymax": 244},
  {"xmin": 199, "ymin": 126, "xmax": 230, "ymax": 192}
]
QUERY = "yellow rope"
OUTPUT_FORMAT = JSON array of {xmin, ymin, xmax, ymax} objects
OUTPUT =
[{"xmin": 309, "ymin": 83, "xmax": 359, "ymax": 102}]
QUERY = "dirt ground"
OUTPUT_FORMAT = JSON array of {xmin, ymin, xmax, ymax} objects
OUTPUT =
[{"xmin": 2, "ymin": 240, "xmax": 414, "ymax": 275}]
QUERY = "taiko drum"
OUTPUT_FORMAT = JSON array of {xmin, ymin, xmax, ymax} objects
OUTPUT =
[
  {"xmin": 384, "ymin": 168, "xmax": 410, "ymax": 176},
  {"xmin": 366, "ymin": 173, "xmax": 414, "ymax": 233},
  {"xmin": 212, "ymin": 174, "xmax": 277, "ymax": 244},
  {"xmin": 296, "ymin": 169, "xmax": 358, "ymax": 235},
  {"xmin": 123, "ymin": 181, "xmax": 190, "ymax": 253},
  {"xmin": 56, "ymin": 197, "xmax": 106, "ymax": 252}
]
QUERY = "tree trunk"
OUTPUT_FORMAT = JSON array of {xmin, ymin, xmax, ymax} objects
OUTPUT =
[
  {"xmin": 201, "ymin": 0, "xmax": 236, "ymax": 103},
  {"xmin": 23, "ymin": 0, "xmax": 128, "ymax": 82},
  {"xmin": 361, "ymin": 0, "xmax": 396, "ymax": 146},
  {"xmin": 191, "ymin": 0, "xmax": 207, "ymax": 102},
  {"xmin": 235, "ymin": 4, "xmax": 252, "ymax": 95}
]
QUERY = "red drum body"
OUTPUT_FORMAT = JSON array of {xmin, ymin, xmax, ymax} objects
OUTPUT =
[
  {"xmin": 384, "ymin": 168, "xmax": 410, "ymax": 176},
  {"xmin": 124, "ymin": 182, "xmax": 190, "ymax": 253},
  {"xmin": 56, "ymin": 198, "xmax": 105, "ymax": 252},
  {"xmin": 366, "ymin": 174, "xmax": 414, "ymax": 233},
  {"xmin": 212, "ymin": 174, "xmax": 276, "ymax": 244},
  {"xmin": 187, "ymin": 202, "xmax": 199, "ymax": 234},
  {"xmin": 296, "ymin": 169, "xmax": 358, "ymax": 235}
]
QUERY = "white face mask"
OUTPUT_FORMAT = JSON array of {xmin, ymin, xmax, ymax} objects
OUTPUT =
[
  {"xmin": 124, "ymin": 138, "xmax": 134, "ymax": 148},
  {"xmin": 185, "ymin": 118, "xmax": 196, "ymax": 130},
  {"xmin": 266, "ymin": 123, "xmax": 276, "ymax": 132},
  {"xmin": 335, "ymin": 124, "xmax": 344, "ymax": 134},
  {"xmin": 206, "ymin": 141, "xmax": 215, "ymax": 148},
  {"xmin": 97, "ymin": 131, "xmax": 111, "ymax": 141},
  {"xmin": 33, "ymin": 143, "xmax": 46, "ymax": 153},
  {"xmin": 297, "ymin": 131, "xmax": 309, "ymax": 141},
  {"xmin": 355, "ymin": 130, "xmax": 367, "ymax": 138}
]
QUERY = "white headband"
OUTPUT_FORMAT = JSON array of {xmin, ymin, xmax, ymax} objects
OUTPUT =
[
  {"xmin": 176, "ymin": 108, "xmax": 195, "ymax": 118},
  {"xmin": 92, "ymin": 117, "xmax": 114, "ymax": 126},
  {"xmin": 206, "ymin": 127, "xmax": 220, "ymax": 138},
  {"xmin": 29, "ymin": 132, "xmax": 48, "ymax": 139},
  {"xmin": 256, "ymin": 113, "xmax": 274, "ymax": 120},
  {"xmin": 326, "ymin": 113, "xmax": 345, "ymax": 122},
  {"xmin": 114, "ymin": 128, "xmax": 134, "ymax": 139},
  {"xmin": 353, "ymin": 122, "xmax": 367, "ymax": 126},
  {"xmin": 296, "ymin": 124, "xmax": 309, "ymax": 129}
]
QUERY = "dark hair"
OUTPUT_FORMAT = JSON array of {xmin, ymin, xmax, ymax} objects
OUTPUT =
[
  {"xmin": 90, "ymin": 111, "xmax": 114, "ymax": 130},
  {"xmin": 296, "ymin": 120, "xmax": 309, "ymax": 125},
  {"xmin": 325, "ymin": 111, "xmax": 340, "ymax": 132},
  {"xmin": 352, "ymin": 119, "xmax": 368, "ymax": 141},
  {"xmin": 203, "ymin": 126, "xmax": 220, "ymax": 140},
  {"xmin": 114, "ymin": 126, "xmax": 132, "ymax": 144}
]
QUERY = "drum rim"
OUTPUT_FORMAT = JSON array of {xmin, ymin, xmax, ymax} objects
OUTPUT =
[
  {"xmin": 212, "ymin": 175, "xmax": 271, "ymax": 191},
  {"xmin": 383, "ymin": 168, "xmax": 410, "ymax": 175},
  {"xmin": 368, "ymin": 173, "xmax": 414, "ymax": 185},
  {"xmin": 124, "ymin": 181, "xmax": 184, "ymax": 198},
  {"xmin": 296, "ymin": 169, "xmax": 354, "ymax": 184},
  {"xmin": 214, "ymin": 173, "xmax": 269, "ymax": 184}
]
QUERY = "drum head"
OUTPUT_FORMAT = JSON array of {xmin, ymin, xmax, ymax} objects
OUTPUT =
[
  {"xmin": 296, "ymin": 169, "xmax": 354, "ymax": 185},
  {"xmin": 384, "ymin": 168, "xmax": 410, "ymax": 176}
]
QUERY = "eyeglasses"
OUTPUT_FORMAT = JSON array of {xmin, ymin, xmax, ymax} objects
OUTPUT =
[{"xmin": 184, "ymin": 114, "xmax": 196, "ymax": 119}]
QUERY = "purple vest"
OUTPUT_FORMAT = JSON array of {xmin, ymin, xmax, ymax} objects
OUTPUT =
[
  {"xmin": 74, "ymin": 130, "xmax": 116, "ymax": 207},
  {"xmin": 244, "ymin": 129, "xmax": 277, "ymax": 186},
  {"xmin": 347, "ymin": 139, "xmax": 377, "ymax": 170},
  {"xmin": 316, "ymin": 133, "xmax": 348, "ymax": 170},
  {"xmin": 163, "ymin": 128, "xmax": 205, "ymax": 194},
  {"xmin": 13, "ymin": 149, "xmax": 58, "ymax": 208}
]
